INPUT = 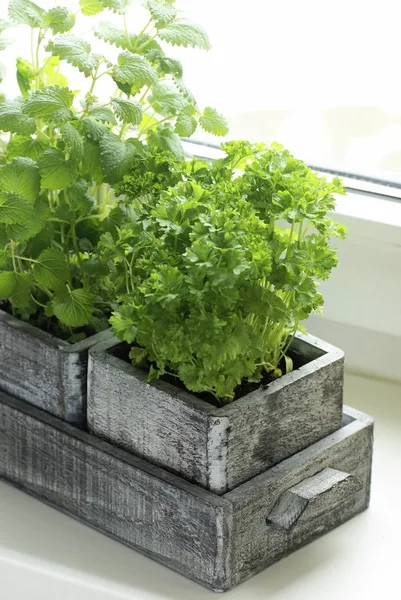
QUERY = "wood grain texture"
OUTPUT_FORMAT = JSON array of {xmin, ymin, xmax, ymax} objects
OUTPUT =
[
  {"xmin": 0, "ymin": 391, "xmax": 232, "ymax": 592},
  {"xmin": 0, "ymin": 392, "xmax": 373, "ymax": 592},
  {"xmin": 88, "ymin": 333, "xmax": 344, "ymax": 493},
  {"xmin": 0, "ymin": 310, "xmax": 112, "ymax": 427},
  {"xmin": 225, "ymin": 407, "xmax": 374, "ymax": 587}
]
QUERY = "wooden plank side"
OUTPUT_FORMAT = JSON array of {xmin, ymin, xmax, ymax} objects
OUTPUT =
[
  {"xmin": 88, "ymin": 347, "xmax": 214, "ymax": 488},
  {"xmin": 88, "ymin": 334, "xmax": 344, "ymax": 495},
  {"xmin": 220, "ymin": 352, "xmax": 344, "ymax": 491},
  {"xmin": 0, "ymin": 392, "xmax": 232, "ymax": 592},
  {"xmin": 0, "ymin": 311, "xmax": 110, "ymax": 427},
  {"xmin": 225, "ymin": 408, "xmax": 373, "ymax": 586}
]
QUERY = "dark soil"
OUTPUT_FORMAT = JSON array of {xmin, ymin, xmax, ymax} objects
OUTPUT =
[
  {"xmin": 0, "ymin": 301, "xmax": 105, "ymax": 344},
  {"xmin": 109, "ymin": 342, "xmax": 310, "ymax": 408}
]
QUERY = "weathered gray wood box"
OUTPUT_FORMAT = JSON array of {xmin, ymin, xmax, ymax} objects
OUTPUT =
[
  {"xmin": 0, "ymin": 391, "xmax": 373, "ymax": 592},
  {"xmin": 88, "ymin": 333, "xmax": 344, "ymax": 493},
  {"xmin": 0, "ymin": 310, "xmax": 111, "ymax": 427}
]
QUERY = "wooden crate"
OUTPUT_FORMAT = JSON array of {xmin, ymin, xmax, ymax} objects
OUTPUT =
[
  {"xmin": 0, "ymin": 310, "xmax": 112, "ymax": 427},
  {"xmin": 0, "ymin": 391, "xmax": 373, "ymax": 592},
  {"xmin": 88, "ymin": 332, "xmax": 344, "ymax": 493}
]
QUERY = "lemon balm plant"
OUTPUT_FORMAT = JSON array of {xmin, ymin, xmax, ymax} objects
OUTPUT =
[
  {"xmin": 0, "ymin": 0, "xmax": 227, "ymax": 339},
  {"xmin": 101, "ymin": 141, "xmax": 346, "ymax": 403},
  {"xmin": 0, "ymin": 0, "xmax": 226, "ymax": 426}
]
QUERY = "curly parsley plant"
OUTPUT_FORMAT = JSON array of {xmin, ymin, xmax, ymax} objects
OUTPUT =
[{"xmin": 102, "ymin": 141, "xmax": 346, "ymax": 403}]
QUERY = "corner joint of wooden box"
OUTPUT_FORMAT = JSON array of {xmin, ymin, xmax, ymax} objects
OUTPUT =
[{"xmin": 207, "ymin": 415, "xmax": 230, "ymax": 495}]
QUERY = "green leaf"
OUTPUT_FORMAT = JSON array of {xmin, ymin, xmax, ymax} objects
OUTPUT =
[
  {"xmin": 81, "ymin": 139, "xmax": 103, "ymax": 184},
  {"xmin": 158, "ymin": 21, "xmax": 211, "ymax": 50},
  {"xmin": 22, "ymin": 86, "xmax": 74, "ymax": 123},
  {"xmin": 79, "ymin": 0, "xmax": 104, "ymax": 16},
  {"xmin": 88, "ymin": 106, "xmax": 117, "ymax": 124},
  {"xmin": 148, "ymin": 83, "xmax": 188, "ymax": 117},
  {"xmin": 148, "ymin": 123, "xmax": 184, "ymax": 159},
  {"xmin": 199, "ymin": 107, "xmax": 229, "ymax": 136},
  {"xmin": 152, "ymin": 53, "xmax": 183, "ymax": 78},
  {"xmin": 46, "ymin": 36, "xmax": 99, "ymax": 78},
  {"xmin": 52, "ymin": 286, "xmax": 94, "ymax": 327},
  {"xmin": 93, "ymin": 21, "xmax": 135, "ymax": 49},
  {"xmin": 6, "ymin": 198, "xmax": 48, "ymax": 242},
  {"xmin": 112, "ymin": 51, "xmax": 158, "ymax": 88},
  {"xmin": 99, "ymin": 132, "xmax": 136, "ymax": 184},
  {"xmin": 175, "ymin": 113, "xmax": 197, "ymax": 137},
  {"xmin": 0, "ymin": 157, "xmax": 40, "ymax": 201},
  {"xmin": 38, "ymin": 148, "xmax": 78, "ymax": 190},
  {"xmin": 0, "ymin": 62, "xmax": 5, "ymax": 83},
  {"xmin": 34, "ymin": 247, "xmax": 70, "ymax": 290},
  {"xmin": 81, "ymin": 116, "xmax": 108, "ymax": 141},
  {"xmin": 67, "ymin": 179, "xmax": 94, "ymax": 213},
  {"xmin": 8, "ymin": 0, "xmax": 46, "ymax": 28},
  {"xmin": 0, "ymin": 102, "xmax": 36, "ymax": 135},
  {"xmin": 0, "ymin": 36, "xmax": 13, "ymax": 52},
  {"xmin": 16, "ymin": 58, "xmax": 35, "ymax": 99},
  {"xmin": 44, "ymin": 7, "xmax": 76, "ymax": 34},
  {"xmin": 111, "ymin": 98, "xmax": 142, "ymax": 125},
  {"xmin": 146, "ymin": 1, "xmax": 176, "ymax": 28},
  {"xmin": 0, "ymin": 20, "xmax": 12, "ymax": 34},
  {"xmin": 98, "ymin": 0, "xmax": 131, "ymax": 14},
  {"xmin": 7, "ymin": 135, "xmax": 49, "ymax": 161},
  {"xmin": 11, "ymin": 272, "xmax": 33, "ymax": 308},
  {"xmin": 0, "ymin": 191, "xmax": 35, "ymax": 224},
  {"xmin": 43, "ymin": 56, "xmax": 68, "ymax": 87},
  {"xmin": 0, "ymin": 271, "xmax": 17, "ymax": 299},
  {"xmin": 60, "ymin": 122, "xmax": 84, "ymax": 161}
]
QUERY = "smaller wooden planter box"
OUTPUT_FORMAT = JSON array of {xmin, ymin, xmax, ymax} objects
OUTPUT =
[
  {"xmin": 88, "ymin": 333, "xmax": 344, "ymax": 493},
  {"xmin": 0, "ymin": 310, "xmax": 112, "ymax": 427},
  {"xmin": 0, "ymin": 391, "xmax": 373, "ymax": 592}
]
